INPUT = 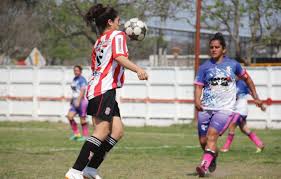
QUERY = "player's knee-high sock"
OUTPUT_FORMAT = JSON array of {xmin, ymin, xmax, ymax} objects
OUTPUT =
[
  {"xmin": 69, "ymin": 119, "xmax": 80, "ymax": 135},
  {"xmin": 72, "ymin": 136, "xmax": 102, "ymax": 171},
  {"xmin": 222, "ymin": 133, "xmax": 235, "ymax": 149},
  {"xmin": 248, "ymin": 132, "xmax": 264, "ymax": 148},
  {"xmin": 81, "ymin": 122, "xmax": 89, "ymax": 137},
  {"xmin": 200, "ymin": 149, "xmax": 216, "ymax": 170},
  {"xmin": 87, "ymin": 135, "xmax": 118, "ymax": 169}
]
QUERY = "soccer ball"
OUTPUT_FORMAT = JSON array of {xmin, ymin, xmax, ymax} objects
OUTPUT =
[{"xmin": 124, "ymin": 18, "xmax": 148, "ymax": 41}]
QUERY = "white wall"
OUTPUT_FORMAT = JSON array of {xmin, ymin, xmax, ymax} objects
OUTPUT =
[{"xmin": 0, "ymin": 66, "xmax": 280, "ymax": 128}]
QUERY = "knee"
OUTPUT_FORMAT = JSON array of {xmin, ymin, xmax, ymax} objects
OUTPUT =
[
  {"xmin": 80, "ymin": 118, "xmax": 87, "ymax": 124},
  {"xmin": 66, "ymin": 115, "xmax": 73, "ymax": 120}
]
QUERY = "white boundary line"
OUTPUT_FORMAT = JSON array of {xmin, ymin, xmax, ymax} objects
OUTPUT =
[
  {"xmin": 0, "ymin": 127, "xmax": 198, "ymax": 137},
  {"xmin": 1, "ymin": 145, "xmax": 200, "ymax": 153}
]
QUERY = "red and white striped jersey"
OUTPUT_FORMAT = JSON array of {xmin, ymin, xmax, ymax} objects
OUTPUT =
[{"xmin": 87, "ymin": 30, "xmax": 128, "ymax": 100}]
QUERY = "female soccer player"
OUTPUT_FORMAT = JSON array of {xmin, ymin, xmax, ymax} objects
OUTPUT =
[
  {"xmin": 194, "ymin": 32, "xmax": 263, "ymax": 177},
  {"xmin": 67, "ymin": 65, "xmax": 89, "ymax": 141},
  {"xmin": 65, "ymin": 3, "xmax": 148, "ymax": 179},
  {"xmin": 220, "ymin": 79, "xmax": 265, "ymax": 153}
]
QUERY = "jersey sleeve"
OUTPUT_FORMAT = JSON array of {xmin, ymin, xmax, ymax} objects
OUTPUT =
[
  {"xmin": 194, "ymin": 66, "xmax": 205, "ymax": 86},
  {"xmin": 112, "ymin": 32, "xmax": 129, "ymax": 59},
  {"xmin": 79, "ymin": 77, "xmax": 87, "ymax": 90},
  {"xmin": 235, "ymin": 61, "xmax": 246, "ymax": 78}
]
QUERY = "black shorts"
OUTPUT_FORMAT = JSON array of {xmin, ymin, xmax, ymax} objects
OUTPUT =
[{"xmin": 87, "ymin": 89, "xmax": 120, "ymax": 121}]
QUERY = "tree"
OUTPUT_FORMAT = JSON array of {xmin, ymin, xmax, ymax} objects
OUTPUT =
[
  {"xmin": 39, "ymin": 0, "xmax": 190, "ymax": 64},
  {"xmin": 201, "ymin": 0, "xmax": 281, "ymax": 65},
  {"xmin": 0, "ymin": 0, "xmax": 42, "ymax": 59}
]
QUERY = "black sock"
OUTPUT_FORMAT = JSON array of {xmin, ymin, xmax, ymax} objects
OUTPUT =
[
  {"xmin": 72, "ymin": 136, "xmax": 102, "ymax": 171},
  {"xmin": 87, "ymin": 135, "xmax": 118, "ymax": 169}
]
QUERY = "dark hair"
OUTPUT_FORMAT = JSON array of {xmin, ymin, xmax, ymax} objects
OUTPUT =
[
  {"xmin": 74, "ymin": 65, "xmax": 82, "ymax": 71},
  {"xmin": 209, "ymin": 32, "xmax": 226, "ymax": 49},
  {"xmin": 85, "ymin": 4, "xmax": 118, "ymax": 33}
]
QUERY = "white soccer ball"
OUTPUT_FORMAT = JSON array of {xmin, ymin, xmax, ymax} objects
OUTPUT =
[{"xmin": 124, "ymin": 18, "xmax": 148, "ymax": 41}]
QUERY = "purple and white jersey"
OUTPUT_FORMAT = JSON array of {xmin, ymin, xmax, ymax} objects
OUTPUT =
[
  {"xmin": 194, "ymin": 57, "xmax": 246, "ymax": 111},
  {"xmin": 71, "ymin": 75, "xmax": 87, "ymax": 99},
  {"xmin": 236, "ymin": 79, "xmax": 250, "ymax": 97}
]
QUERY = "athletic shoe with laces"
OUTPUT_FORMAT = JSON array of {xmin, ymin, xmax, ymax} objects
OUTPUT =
[
  {"xmin": 196, "ymin": 165, "xmax": 209, "ymax": 177},
  {"xmin": 256, "ymin": 145, "xmax": 265, "ymax": 153},
  {"xmin": 65, "ymin": 168, "xmax": 84, "ymax": 179},
  {"xmin": 82, "ymin": 166, "xmax": 102, "ymax": 179},
  {"xmin": 69, "ymin": 134, "xmax": 82, "ymax": 141}
]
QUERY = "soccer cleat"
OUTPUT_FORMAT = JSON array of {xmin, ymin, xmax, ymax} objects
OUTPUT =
[
  {"xmin": 65, "ymin": 168, "xmax": 84, "ymax": 179},
  {"xmin": 220, "ymin": 148, "xmax": 229, "ymax": 152},
  {"xmin": 76, "ymin": 136, "xmax": 87, "ymax": 142},
  {"xmin": 196, "ymin": 166, "xmax": 208, "ymax": 177},
  {"xmin": 82, "ymin": 166, "xmax": 102, "ymax": 179},
  {"xmin": 256, "ymin": 145, "xmax": 265, "ymax": 153},
  {"xmin": 69, "ymin": 134, "xmax": 82, "ymax": 141}
]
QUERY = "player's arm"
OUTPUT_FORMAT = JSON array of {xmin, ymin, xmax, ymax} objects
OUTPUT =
[
  {"xmin": 194, "ymin": 66, "xmax": 205, "ymax": 111},
  {"xmin": 75, "ymin": 88, "xmax": 86, "ymax": 107},
  {"xmin": 115, "ymin": 56, "xmax": 148, "ymax": 80},
  {"xmin": 195, "ymin": 84, "xmax": 203, "ymax": 111},
  {"xmin": 240, "ymin": 73, "xmax": 263, "ymax": 108},
  {"xmin": 113, "ymin": 32, "xmax": 148, "ymax": 80},
  {"xmin": 248, "ymin": 87, "xmax": 266, "ymax": 111}
]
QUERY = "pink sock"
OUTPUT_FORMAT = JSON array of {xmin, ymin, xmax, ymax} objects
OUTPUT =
[
  {"xmin": 81, "ymin": 123, "xmax": 89, "ymax": 137},
  {"xmin": 201, "ymin": 151, "xmax": 214, "ymax": 170},
  {"xmin": 248, "ymin": 132, "xmax": 263, "ymax": 148},
  {"xmin": 222, "ymin": 133, "xmax": 234, "ymax": 149},
  {"xmin": 69, "ymin": 120, "xmax": 80, "ymax": 135}
]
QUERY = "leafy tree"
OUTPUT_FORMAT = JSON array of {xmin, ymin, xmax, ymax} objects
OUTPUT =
[
  {"xmin": 39, "ymin": 0, "xmax": 188, "ymax": 64},
  {"xmin": 201, "ymin": 0, "xmax": 281, "ymax": 65},
  {"xmin": 0, "ymin": 0, "xmax": 42, "ymax": 59}
]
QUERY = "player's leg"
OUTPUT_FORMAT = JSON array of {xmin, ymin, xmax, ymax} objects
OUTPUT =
[
  {"xmin": 199, "ymin": 136, "xmax": 207, "ymax": 150},
  {"xmin": 196, "ymin": 110, "xmax": 233, "ymax": 176},
  {"xmin": 220, "ymin": 113, "xmax": 240, "ymax": 152},
  {"xmin": 67, "ymin": 109, "xmax": 81, "ymax": 140},
  {"xmin": 197, "ymin": 111, "xmax": 211, "ymax": 150},
  {"xmin": 66, "ymin": 91, "xmax": 114, "ymax": 178},
  {"xmin": 84, "ymin": 101, "xmax": 123, "ymax": 178},
  {"xmin": 239, "ymin": 116, "xmax": 264, "ymax": 152},
  {"xmin": 196, "ymin": 111, "xmax": 213, "ymax": 177},
  {"xmin": 79, "ymin": 99, "xmax": 89, "ymax": 139},
  {"xmin": 66, "ymin": 118, "xmax": 110, "ymax": 179},
  {"xmin": 197, "ymin": 126, "xmax": 219, "ymax": 177}
]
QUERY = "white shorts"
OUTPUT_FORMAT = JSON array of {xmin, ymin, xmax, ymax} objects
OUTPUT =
[{"xmin": 234, "ymin": 95, "xmax": 248, "ymax": 116}]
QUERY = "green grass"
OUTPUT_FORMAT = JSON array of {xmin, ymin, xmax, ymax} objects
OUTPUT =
[{"xmin": 0, "ymin": 121, "xmax": 281, "ymax": 179}]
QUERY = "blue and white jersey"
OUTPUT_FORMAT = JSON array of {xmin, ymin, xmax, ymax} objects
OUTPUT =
[
  {"xmin": 194, "ymin": 57, "xmax": 246, "ymax": 111},
  {"xmin": 71, "ymin": 75, "xmax": 87, "ymax": 99},
  {"xmin": 236, "ymin": 79, "xmax": 250, "ymax": 98}
]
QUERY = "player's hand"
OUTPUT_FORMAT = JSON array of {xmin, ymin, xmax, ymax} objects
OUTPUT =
[
  {"xmin": 195, "ymin": 100, "xmax": 203, "ymax": 111},
  {"xmin": 137, "ymin": 68, "xmax": 148, "ymax": 80},
  {"xmin": 260, "ymin": 104, "xmax": 266, "ymax": 112},
  {"xmin": 253, "ymin": 99, "xmax": 263, "ymax": 108}
]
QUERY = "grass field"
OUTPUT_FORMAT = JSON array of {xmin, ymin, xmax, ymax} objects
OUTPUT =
[{"xmin": 0, "ymin": 121, "xmax": 281, "ymax": 179}]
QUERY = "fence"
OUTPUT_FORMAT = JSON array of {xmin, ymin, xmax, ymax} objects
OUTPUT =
[{"xmin": 0, "ymin": 66, "xmax": 281, "ymax": 128}]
